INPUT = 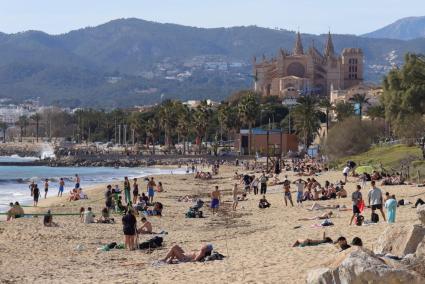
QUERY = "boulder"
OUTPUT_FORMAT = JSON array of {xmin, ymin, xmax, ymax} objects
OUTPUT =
[
  {"xmin": 417, "ymin": 205, "xmax": 425, "ymax": 226},
  {"xmin": 307, "ymin": 247, "xmax": 424, "ymax": 284},
  {"xmin": 374, "ymin": 224, "xmax": 425, "ymax": 257}
]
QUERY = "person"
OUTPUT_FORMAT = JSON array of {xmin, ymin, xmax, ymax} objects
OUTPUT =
[
  {"xmin": 385, "ymin": 194, "xmax": 397, "ymax": 223},
  {"xmin": 259, "ymin": 195, "xmax": 271, "ymax": 208},
  {"xmin": 210, "ymin": 186, "xmax": 221, "ymax": 214},
  {"xmin": 297, "ymin": 211, "xmax": 333, "ymax": 221},
  {"xmin": 156, "ymin": 181, "xmax": 164, "ymax": 192},
  {"xmin": 294, "ymin": 179, "xmax": 306, "ymax": 206},
  {"xmin": 368, "ymin": 180, "xmax": 386, "ymax": 222},
  {"xmin": 105, "ymin": 185, "xmax": 114, "ymax": 210},
  {"xmin": 413, "ymin": 198, "xmax": 425, "ymax": 208},
  {"xmin": 336, "ymin": 185, "xmax": 347, "ymax": 198},
  {"xmin": 83, "ymin": 207, "xmax": 95, "ymax": 224},
  {"xmin": 342, "ymin": 166, "xmax": 350, "ymax": 183},
  {"xmin": 116, "ymin": 196, "xmax": 128, "ymax": 213},
  {"xmin": 123, "ymin": 177, "xmax": 131, "ymax": 205},
  {"xmin": 44, "ymin": 179, "xmax": 49, "ymax": 199},
  {"xmin": 79, "ymin": 207, "xmax": 85, "ymax": 222},
  {"xmin": 58, "ymin": 178, "xmax": 65, "ymax": 197},
  {"xmin": 259, "ymin": 171, "xmax": 268, "ymax": 195},
  {"xmin": 43, "ymin": 210, "xmax": 58, "ymax": 227},
  {"xmin": 33, "ymin": 184, "xmax": 40, "ymax": 207},
  {"xmin": 147, "ymin": 177, "xmax": 156, "ymax": 204},
  {"xmin": 283, "ymin": 179, "xmax": 294, "ymax": 207},
  {"xmin": 29, "ymin": 181, "xmax": 35, "ymax": 197},
  {"xmin": 292, "ymin": 232, "xmax": 333, "ymax": 247},
  {"xmin": 122, "ymin": 209, "xmax": 137, "ymax": 251},
  {"xmin": 137, "ymin": 217, "xmax": 152, "ymax": 234},
  {"xmin": 351, "ymin": 237, "xmax": 363, "ymax": 247},
  {"xmin": 335, "ymin": 237, "xmax": 351, "ymax": 251},
  {"xmin": 6, "ymin": 202, "xmax": 24, "ymax": 221},
  {"xmin": 75, "ymin": 174, "xmax": 80, "ymax": 189},
  {"xmin": 132, "ymin": 178, "xmax": 139, "ymax": 204},
  {"xmin": 232, "ymin": 183, "xmax": 239, "ymax": 211},
  {"xmin": 161, "ymin": 244, "xmax": 213, "ymax": 263},
  {"xmin": 98, "ymin": 207, "xmax": 114, "ymax": 223},
  {"xmin": 250, "ymin": 176, "xmax": 259, "ymax": 195},
  {"xmin": 350, "ymin": 185, "xmax": 363, "ymax": 225}
]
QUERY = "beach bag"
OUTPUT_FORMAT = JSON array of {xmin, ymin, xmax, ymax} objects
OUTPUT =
[
  {"xmin": 139, "ymin": 236, "xmax": 163, "ymax": 250},
  {"xmin": 371, "ymin": 212, "xmax": 379, "ymax": 223},
  {"xmin": 358, "ymin": 200, "xmax": 365, "ymax": 213},
  {"xmin": 355, "ymin": 214, "xmax": 364, "ymax": 226},
  {"xmin": 186, "ymin": 210, "xmax": 196, "ymax": 218},
  {"xmin": 398, "ymin": 199, "xmax": 404, "ymax": 206},
  {"xmin": 204, "ymin": 252, "xmax": 225, "ymax": 261}
]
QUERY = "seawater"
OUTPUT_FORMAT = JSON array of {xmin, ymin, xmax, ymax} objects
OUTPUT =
[{"xmin": 0, "ymin": 156, "xmax": 186, "ymax": 212}]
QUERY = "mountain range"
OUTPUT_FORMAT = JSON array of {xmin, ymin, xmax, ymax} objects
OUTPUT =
[
  {"xmin": 363, "ymin": 16, "xmax": 425, "ymax": 40},
  {"xmin": 1, "ymin": 18, "xmax": 425, "ymax": 108}
]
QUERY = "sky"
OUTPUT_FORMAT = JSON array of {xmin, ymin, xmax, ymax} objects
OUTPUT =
[{"xmin": 0, "ymin": 0, "xmax": 423, "ymax": 35}]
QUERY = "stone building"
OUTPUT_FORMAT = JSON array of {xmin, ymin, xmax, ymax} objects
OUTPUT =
[{"xmin": 253, "ymin": 32, "xmax": 364, "ymax": 98}]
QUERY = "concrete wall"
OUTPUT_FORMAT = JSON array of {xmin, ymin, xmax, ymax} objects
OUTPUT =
[{"xmin": 235, "ymin": 133, "xmax": 298, "ymax": 155}]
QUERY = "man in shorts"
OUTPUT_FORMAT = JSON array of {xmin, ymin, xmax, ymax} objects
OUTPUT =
[
  {"xmin": 210, "ymin": 186, "xmax": 221, "ymax": 214},
  {"xmin": 368, "ymin": 180, "xmax": 386, "ymax": 222},
  {"xmin": 283, "ymin": 179, "xmax": 294, "ymax": 207},
  {"xmin": 259, "ymin": 171, "xmax": 268, "ymax": 195},
  {"xmin": 147, "ymin": 177, "xmax": 156, "ymax": 204},
  {"xmin": 294, "ymin": 178, "xmax": 306, "ymax": 206},
  {"xmin": 342, "ymin": 166, "xmax": 350, "ymax": 183},
  {"xmin": 350, "ymin": 185, "xmax": 363, "ymax": 225},
  {"xmin": 75, "ymin": 174, "xmax": 80, "ymax": 189},
  {"xmin": 58, "ymin": 178, "xmax": 65, "ymax": 197}
]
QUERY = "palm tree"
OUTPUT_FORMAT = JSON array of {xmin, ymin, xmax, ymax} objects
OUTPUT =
[
  {"xmin": 334, "ymin": 101, "xmax": 355, "ymax": 122},
  {"xmin": 158, "ymin": 100, "xmax": 179, "ymax": 148},
  {"xmin": 238, "ymin": 92, "xmax": 259, "ymax": 155},
  {"xmin": 192, "ymin": 101, "xmax": 211, "ymax": 154},
  {"xmin": 176, "ymin": 105, "xmax": 191, "ymax": 155},
  {"xmin": 0, "ymin": 122, "xmax": 7, "ymax": 143},
  {"xmin": 349, "ymin": 93, "xmax": 370, "ymax": 119},
  {"xmin": 17, "ymin": 116, "xmax": 29, "ymax": 142},
  {"xmin": 145, "ymin": 117, "xmax": 160, "ymax": 155},
  {"xmin": 292, "ymin": 96, "xmax": 322, "ymax": 149},
  {"xmin": 30, "ymin": 113, "xmax": 42, "ymax": 142},
  {"xmin": 319, "ymin": 98, "xmax": 333, "ymax": 135}
]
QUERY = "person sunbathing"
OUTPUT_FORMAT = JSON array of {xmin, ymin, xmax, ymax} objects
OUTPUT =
[
  {"xmin": 137, "ymin": 217, "xmax": 152, "ymax": 234},
  {"xmin": 298, "ymin": 211, "xmax": 333, "ymax": 221},
  {"xmin": 292, "ymin": 232, "xmax": 333, "ymax": 247},
  {"xmin": 161, "ymin": 244, "xmax": 213, "ymax": 263}
]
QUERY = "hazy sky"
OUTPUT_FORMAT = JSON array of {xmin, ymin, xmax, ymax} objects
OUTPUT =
[{"xmin": 0, "ymin": 0, "xmax": 423, "ymax": 35}]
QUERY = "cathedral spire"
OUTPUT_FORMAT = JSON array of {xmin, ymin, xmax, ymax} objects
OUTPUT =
[
  {"xmin": 293, "ymin": 31, "xmax": 304, "ymax": 55},
  {"xmin": 325, "ymin": 31, "xmax": 335, "ymax": 57}
]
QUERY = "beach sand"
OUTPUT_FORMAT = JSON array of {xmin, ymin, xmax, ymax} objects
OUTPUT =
[{"xmin": 1, "ymin": 165, "xmax": 424, "ymax": 283}]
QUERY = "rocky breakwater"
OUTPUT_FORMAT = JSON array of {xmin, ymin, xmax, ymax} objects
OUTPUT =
[
  {"xmin": 307, "ymin": 205, "xmax": 425, "ymax": 284},
  {"xmin": 0, "ymin": 142, "xmax": 42, "ymax": 157}
]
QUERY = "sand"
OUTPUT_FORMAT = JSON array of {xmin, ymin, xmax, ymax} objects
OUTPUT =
[{"xmin": 1, "ymin": 164, "xmax": 425, "ymax": 284}]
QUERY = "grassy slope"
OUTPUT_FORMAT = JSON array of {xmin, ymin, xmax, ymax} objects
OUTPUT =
[{"xmin": 334, "ymin": 144, "xmax": 425, "ymax": 180}]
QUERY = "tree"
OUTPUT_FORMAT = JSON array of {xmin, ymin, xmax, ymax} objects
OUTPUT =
[
  {"xmin": 367, "ymin": 105, "xmax": 385, "ymax": 120},
  {"xmin": 292, "ymin": 96, "xmax": 322, "ymax": 149},
  {"xmin": 158, "ymin": 100, "xmax": 180, "ymax": 147},
  {"xmin": 17, "ymin": 116, "xmax": 29, "ymax": 142},
  {"xmin": 176, "ymin": 105, "xmax": 191, "ymax": 154},
  {"xmin": 238, "ymin": 92, "xmax": 259, "ymax": 155},
  {"xmin": 193, "ymin": 101, "xmax": 211, "ymax": 154},
  {"xmin": 349, "ymin": 93, "xmax": 370, "ymax": 119},
  {"xmin": 334, "ymin": 101, "xmax": 354, "ymax": 122},
  {"xmin": 0, "ymin": 122, "xmax": 7, "ymax": 143},
  {"xmin": 146, "ymin": 117, "xmax": 160, "ymax": 155},
  {"xmin": 30, "ymin": 113, "xmax": 42, "ymax": 142}
]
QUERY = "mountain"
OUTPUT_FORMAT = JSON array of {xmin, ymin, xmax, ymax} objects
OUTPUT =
[
  {"xmin": 363, "ymin": 16, "xmax": 425, "ymax": 40},
  {"xmin": 1, "ymin": 18, "xmax": 425, "ymax": 107}
]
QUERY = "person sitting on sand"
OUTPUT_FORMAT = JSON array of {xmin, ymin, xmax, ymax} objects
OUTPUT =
[
  {"xmin": 351, "ymin": 237, "xmax": 363, "ymax": 247},
  {"xmin": 336, "ymin": 185, "xmax": 347, "ymax": 198},
  {"xmin": 161, "ymin": 244, "xmax": 213, "ymax": 263},
  {"xmin": 156, "ymin": 182, "xmax": 164, "ymax": 192},
  {"xmin": 335, "ymin": 236, "xmax": 351, "ymax": 251},
  {"xmin": 292, "ymin": 232, "xmax": 333, "ymax": 247},
  {"xmin": 297, "ymin": 211, "xmax": 333, "ymax": 221},
  {"xmin": 84, "ymin": 207, "xmax": 95, "ymax": 224},
  {"xmin": 137, "ymin": 217, "xmax": 152, "ymax": 234},
  {"xmin": 116, "ymin": 196, "xmax": 128, "ymax": 214},
  {"xmin": 43, "ymin": 210, "xmax": 58, "ymax": 227},
  {"xmin": 79, "ymin": 207, "xmax": 85, "ymax": 222},
  {"xmin": 258, "ymin": 195, "xmax": 271, "ymax": 208},
  {"xmin": 69, "ymin": 188, "xmax": 79, "ymax": 202},
  {"xmin": 97, "ymin": 207, "xmax": 115, "ymax": 223},
  {"xmin": 6, "ymin": 202, "xmax": 24, "ymax": 221},
  {"xmin": 135, "ymin": 196, "xmax": 148, "ymax": 212}
]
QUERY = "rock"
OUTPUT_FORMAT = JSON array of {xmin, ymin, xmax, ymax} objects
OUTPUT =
[
  {"xmin": 307, "ymin": 247, "xmax": 424, "ymax": 284},
  {"xmin": 374, "ymin": 224, "xmax": 425, "ymax": 257},
  {"xmin": 417, "ymin": 205, "xmax": 425, "ymax": 226}
]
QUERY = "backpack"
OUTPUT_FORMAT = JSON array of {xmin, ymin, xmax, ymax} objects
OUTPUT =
[
  {"xmin": 371, "ymin": 212, "xmax": 379, "ymax": 223},
  {"xmin": 355, "ymin": 214, "xmax": 364, "ymax": 226},
  {"xmin": 139, "ymin": 236, "xmax": 163, "ymax": 250}
]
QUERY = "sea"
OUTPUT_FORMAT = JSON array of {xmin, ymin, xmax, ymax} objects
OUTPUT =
[{"xmin": 0, "ymin": 155, "xmax": 186, "ymax": 212}]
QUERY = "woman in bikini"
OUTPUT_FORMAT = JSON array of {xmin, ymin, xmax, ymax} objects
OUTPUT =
[{"xmin": 161, "ymin": 244, "xmax": 213, "ymax": 263}]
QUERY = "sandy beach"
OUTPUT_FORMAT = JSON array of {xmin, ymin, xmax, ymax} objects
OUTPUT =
[{"xmin": 1, "ymin": 164, "xmax": 425, "ymax": 283}]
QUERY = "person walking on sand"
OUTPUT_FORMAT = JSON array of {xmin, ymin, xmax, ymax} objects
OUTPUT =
[
  {"xmin": 29, "ymin": 181, "xmax": 35, "ymax": 197},
  {"xmin": 259, "ymin": 171, "xmax": 268, "ymax": 195},
  {"xmin": 283, "ymin": 179, "xmax": 294, "ymax": 207},
  {"xmin": 44, "ymin": 179, "xmax": 49, "ymax": 199},
  {"xmin": 122, "ymin": 208, "xmax": 137, "ymax": 251},
  {"xmin": 294, "ymin": 178, "xmax": 306, "ymax": 207},
  {"xmin": 232, "ymin": 183, "xmax": 239, "ymax": 211},
  {"xmin": 350, "ymin": 185, "xmax": 363, "ymax": 225},
  {"xmin": 132, "ymin": 178, "xmax": 139, "ymax": 204},
  {"xmin": 368, "ymin": 180, "xmax": 386, "ymax": 222},
  {"xmin": 210, "ymin": 186, "xmax": 221, "ymax": 214},
  {"xmin": 58, "ymin": 178, "xmax": 65, "ymax": 197},
  {"xmin": 123, "ymin": 176, "xmax": 131, "ymax": 205},
  {"xmin": 147, "ymin": 177, "xmax": 156, "ymax": 204},
  {"xmin": 33, "ymin": 184, "xmax": 40, "ymax": 207}
]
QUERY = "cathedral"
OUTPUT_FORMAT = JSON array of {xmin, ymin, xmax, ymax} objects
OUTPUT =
[{"xmin": 253, "ymin": 32, "xmax": 363, "ymax": 98}]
